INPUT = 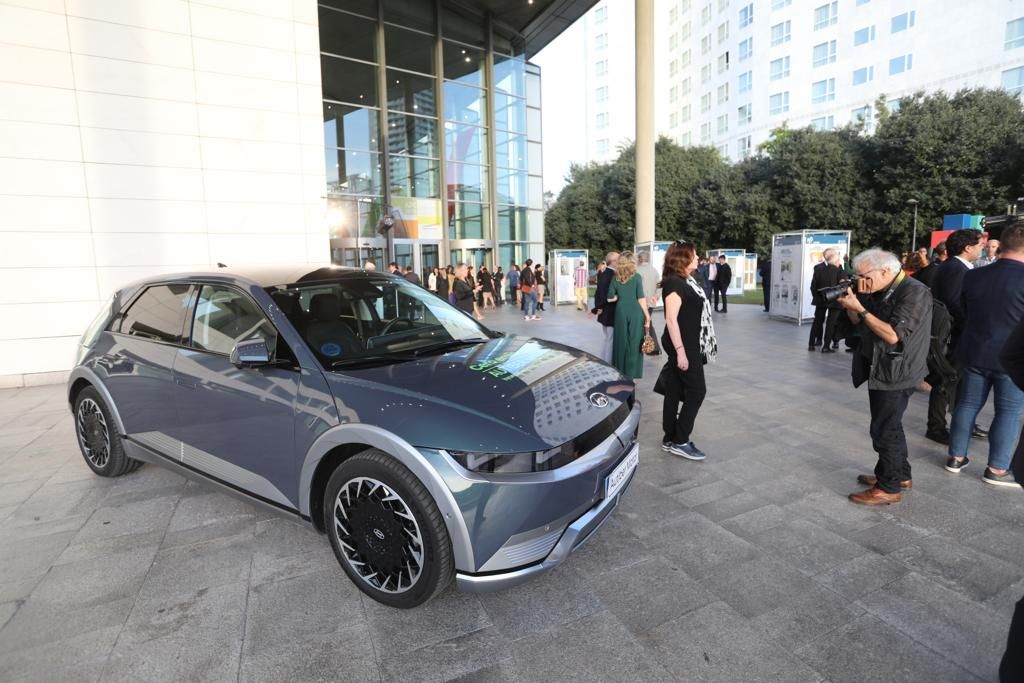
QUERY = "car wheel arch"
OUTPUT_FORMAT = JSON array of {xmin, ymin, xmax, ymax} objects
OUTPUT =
[
  {"xmin": 67, "ymin": 368, "xmax": 126, "ymax": 436},
  {"xmin": 299, "ymin": 424, "xmax": 474, "ymax": 572},
  {"xmin": 307, "ymin": 441, "xmax": 374, "ymax": 532}
]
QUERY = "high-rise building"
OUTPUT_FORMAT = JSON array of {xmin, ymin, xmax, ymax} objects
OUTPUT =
[
  {"xmin": 535, "ymin": 1, "xmax": 636, "ymax": 192},
  {"xmin": 658, "ymin": 0, "xmax": 1024, "ymax": 161}
]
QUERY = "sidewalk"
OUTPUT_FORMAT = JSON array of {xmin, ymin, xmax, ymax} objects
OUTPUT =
[{"xmin": 0, "ymin": 301, "xmax": 1017, "ymax": 681}]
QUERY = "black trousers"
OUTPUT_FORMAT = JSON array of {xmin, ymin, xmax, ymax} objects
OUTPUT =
[
  {"xmin": 868, "ymin": 388, "xmax": 914, "ymax": 493},
  {"xmin": 926, "ymin": 357, "xmax": 962, "ymax": 434},
  {"xmin": 662, "ymin": 359, "xmax": 707, "ymax": 444},
  {"xmin": 714, "ymin": 285, "xmax": 727, "ymax": 311},
  {"xmin": 762, "ymin": 282, "xmax": 770, "ymax": 311},
  {"xmin": 1001, "ymin": 595, "xmax": 1024, "ymax": 682}
]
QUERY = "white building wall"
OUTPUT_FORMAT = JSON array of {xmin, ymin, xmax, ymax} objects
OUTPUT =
[
  {"xmin": 0, "ymin": 0, "xmax": 327, "ymax": 386},
  {"xmin": 659, "ymin": 0, "xmax": 1024, "ymax": 161}
]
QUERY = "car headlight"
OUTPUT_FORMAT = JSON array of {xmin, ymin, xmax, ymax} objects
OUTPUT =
[{"xmin": 449, "ymin": 443, "xmax": 580, "ymax": 474}]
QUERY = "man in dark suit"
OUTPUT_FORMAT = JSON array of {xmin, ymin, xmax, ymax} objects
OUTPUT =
[
  {"xmin": 759, "ymin": 259, "xmax": 772, "ymax": 312},
  {"xmin": 927, "ymin": 229, "xmax": 984, "ymax": 443},
  {"xmin": 593, "ymin": 251, "xmax": 619, "ymax": 362},
  {"xmin": 809, "ymin": 249, "xmax": 844, "ymax": 352},
  {"xmin": 714, "ymin": 255, "xmax": 731, "ymax": 313},
  {"xmin": 999, "ymin": 307, "xmax": 1024, "ymax": 681}
]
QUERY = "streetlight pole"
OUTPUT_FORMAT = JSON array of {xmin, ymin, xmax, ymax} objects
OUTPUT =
[{"xmin": 907, "ymin": 198, "xmax": 919, "ymax": 252}]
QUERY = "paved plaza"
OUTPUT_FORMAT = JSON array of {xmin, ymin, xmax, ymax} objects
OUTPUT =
[{"xmin": 0, "ymin": 301, "xmax": 1019, "ymax": 682}]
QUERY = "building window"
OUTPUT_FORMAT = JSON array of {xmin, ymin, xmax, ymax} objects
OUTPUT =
[
  {"xmin": 670, "ymin": 33, "xmax": 679, "ymax": 51},
  {"xmin": 1003, "ymin": 66, "xmax": 1024, "ymax": 95},
  {"xmin": 811, "ymin": 115, "xmax": 834, "ymax": 131},
  {"xmin": 737, "ymin": 135, "xmax": 752, "ymax": 159},
  {"xmin": 851, "ymin": 104, "xmax": 873, "ymax": 130},
  {"xmin": 681, "ymin": 104, "xmax": 691, "ymax": 122},
  {"xmin": 681, "ymin": 77, "xmax": 692, "ymax": 95},
  {"xmin": 717, "ymin": 114, "xmax": 728, "ymax": 134},
  {"xmin": 669, "ymin": 6, "xmax": 678, "ymax": 23},
  {"xmin": 854, "ymin": 26, "xmax": 875, "ymax": 46},
  {"xmin": 681, "ymin": 21, "xmax": 691, "ymax": 40},
  {"xmin": 670, "ymin": 59, "xmax": 680, "ymax": 77},
  {"xmin": 1006, "ymin": 18, "xmax": 1024, "ymax": 50},
  {"xmin": 701, "ymin": 3, "xmax": 711, "ymax": 25},
  {"xmin": 596, "ymin": 112, "xmax": 609, "ymax": 128},
  {"xmin": 596, "ymin": 85, "xmax": 609, "ymax": 102},
  {"xmin": 717, "ymin": 82, "xmax": 729, "ymax": 104},
  {"xmin": 718, "ymin": 142, "xmax": 729, "ymax": 158},
  {"xmin": 852, "ymin": 65, "xmax": 874, "ymax": 85},
  {"xmin": 769, "ymin": 91, "xmax": 789, "ymax": 114},
  {"xmin": 739, "ymin": 4, "xmax": 753, "ymax": 28},
  {"xmin": 738, "ymin": 103, "xmax": 752, "ymax": 125},
  {"xmin": 670, "ymin": 112, "xmax": 679, "ymax": 128},
  {"xmin": 770, "ymin": 56, "xmax": 790, "ymax": 80},
  {"xmin": 718, "ymin": 0, "xmax": 729, "ymax": 12},
  {"xmin": 701, "ymin": 121, "xmax": 712, "ymax": 142},
  {"xmin": 812, "ymin": 40, "xmax": 837, "ymax": 67},
  {"xmin": 596, "ymin": 138, "xmax": 609, "ymax": 154},
  {"xmin": 811, "ymin": 78, "xmax": 835, "ymax": 103},
  {"xmin": 702, "ymin": 64, "xmax": 712, "ymax": 83},
  {"xmin": 739, "ymin": 37, "xmax": 753, "ymax": 61},
  {"xmin": 669, "ymin": 85, "xmax": 679, "ymax": 103},
  {"xmin": 681, "ymin": 49, "xmax": 692, "ymax": 67},
  {"xmin": 814, "ymin": 2, "xmax": 838, "ymax": 30},
  {"xmin": 887, "ymin": 98, "xmax": 901, "ymax": 112},
  {"xmin": 771, "ymin": 21, "xmax": 791, "ymax": 46},
  {"xmin": 718, "ymin": 52, "xmax": 730, "ymax": 73},
  {"xmin": 891, "ymin": 11, "xmax": 915, "ymax": 33},
  {"xmin": 701, "ymin": 92, "xmax": 712, "ymax": 112},
  {"xmin": 595, "ymin": 33, "xmax": 608, "ymax": 49},
  {"xmin": 889, "ymin": 54, "xmax": 913, "ymax": 75},
  {"xmin": 771, "ymin": 0, "xmax": 791, "ymax": 9},
  {"xmin": 595, "ymin": 59, "xmax": 608, "ymax": 77},
  {"xmin": 856, "ymin": 0, "xmax": 870, "ymax": 5},
  {"xmin": 680, "ymin": 132, "xmax": 691, "ymax": 145},
  {"xmin": 718, "ymin": 22, "xmax": 729, "ymax": 43},
  {"xmin": 738, "ymin": 70, "xmax": 752, "ymax": 93},
  {"xmin": 702, "ymin": 34, "xmax": 712, "ymax": 54},
  {"xmin": 595, "ymin": 5, "xmax": 608, "ymax": 22}
]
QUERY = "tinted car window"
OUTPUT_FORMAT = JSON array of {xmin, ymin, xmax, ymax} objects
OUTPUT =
[
  {"xmin": 118, "ymin": 284, "xmax": 192, "ymax": 343},
  {"xmin": 191, "ymin": 285, "xmax": 277, "ymax": 356}
]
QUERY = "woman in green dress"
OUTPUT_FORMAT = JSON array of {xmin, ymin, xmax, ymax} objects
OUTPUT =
[{"xmin": 606, "ymin": 251, "xmax": 651, "ymax": 379}]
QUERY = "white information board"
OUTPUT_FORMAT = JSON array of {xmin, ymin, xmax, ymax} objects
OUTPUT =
[
  {"xmin": 706, "ymin": 248, "xmax": 747, "ymax": 296},
  {"xmin": 770, "ymin": 230, "xmax": 852, "ymax": 323},
  {"xmin": 549, "ymin": 249, "xmax": 588, "ymax": 305},
  {"xmin": 634, "ymin": 241, "xmax": 672, "ymax": 308}
]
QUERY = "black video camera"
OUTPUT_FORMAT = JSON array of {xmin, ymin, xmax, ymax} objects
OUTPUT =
[{"xmin": 819, "ymin": 274, "xmax": 864, "ymax": 304}]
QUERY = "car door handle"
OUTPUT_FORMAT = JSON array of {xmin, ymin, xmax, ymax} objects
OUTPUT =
[{"xmin": 175, "ymin": 378, "xmax": 197, "ymax": 390}]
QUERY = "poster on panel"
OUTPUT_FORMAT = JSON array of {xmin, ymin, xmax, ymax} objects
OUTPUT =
[
  {"xmin": 770, "ymin": 233, "xmax": 804, "ymax": 321},
  {"xmin": 799, "ymin": 232, "xmax": 851, "ymax": 321},
  {"xmin": 549, "ymin": 249, "xmax": 588, "ymax": 304},
  {"xmin": 706, "ymin": 248, "xmax": 746, "ymax": 296}
]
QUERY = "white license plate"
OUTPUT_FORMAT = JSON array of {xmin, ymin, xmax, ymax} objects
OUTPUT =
[{"xmin": 605, "ymin": 446, "xmax": 639, "ymax": 500}]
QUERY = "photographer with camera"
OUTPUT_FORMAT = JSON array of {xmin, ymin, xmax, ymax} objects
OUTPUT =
[{"xmin": 835, "ymin": 249, "xmax": 933, "ymax": 505}]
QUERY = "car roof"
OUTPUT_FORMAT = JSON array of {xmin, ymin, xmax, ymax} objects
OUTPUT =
[{"xmin": 131, "ymin": 264, "xmax": 390, "ymax": 290}]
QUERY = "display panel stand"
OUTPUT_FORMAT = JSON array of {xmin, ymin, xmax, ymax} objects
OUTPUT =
[{"xmin": 769, "ymin": 230, "xmax": 852, "ymax": 324}]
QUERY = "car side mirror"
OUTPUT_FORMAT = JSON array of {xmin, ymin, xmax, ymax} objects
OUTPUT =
[{"xmin": 230, "ymin": 338, "xmax": 271, "ymax": 367}]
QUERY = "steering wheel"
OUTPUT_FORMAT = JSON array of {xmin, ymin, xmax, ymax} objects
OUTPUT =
[{"xmin": 380, "ymin": 317, "xmax": 416, "ymax": 336}]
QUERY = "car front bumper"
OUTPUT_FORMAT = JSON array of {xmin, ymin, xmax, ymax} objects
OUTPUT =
[{"xmin": 454, "ymin": 441, "xmax": 638, "ymax": 593}]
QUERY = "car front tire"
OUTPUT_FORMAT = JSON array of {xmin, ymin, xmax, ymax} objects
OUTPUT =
[
  {"xmin": 324, "ymin": 449, "xmax": 453, "ymax": 608},
  {"xmin": 73, "ymin": 386, "xmax": 142, "ymax": 478}
]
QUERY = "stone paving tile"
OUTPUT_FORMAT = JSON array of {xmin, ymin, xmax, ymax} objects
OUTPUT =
[{"xmin": 0, "ymin": 304, "xmax": 1018, "ymax": 681}]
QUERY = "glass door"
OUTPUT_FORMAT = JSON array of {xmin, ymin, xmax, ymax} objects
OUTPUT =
[{"xmin": 465, "ymin": 248, "xmax": 492, "ymax": 270}]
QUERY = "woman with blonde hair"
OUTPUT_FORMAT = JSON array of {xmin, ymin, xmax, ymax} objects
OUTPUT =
[{"xmin": 605, "ymin": 251, "xmax": 650, "ymax": 378}]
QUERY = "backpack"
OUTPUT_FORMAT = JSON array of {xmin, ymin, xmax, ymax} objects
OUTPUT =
[{"xmin": 926, "ymin": 299, "xmax": 956, "ymax": 386}]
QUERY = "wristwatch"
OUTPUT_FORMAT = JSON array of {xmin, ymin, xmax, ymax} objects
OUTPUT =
[{"xmin": 857, "ymin": 310, "xmax": 869, "ymax": 322}]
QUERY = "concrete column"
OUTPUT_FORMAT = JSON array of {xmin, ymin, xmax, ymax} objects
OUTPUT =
[{"xmin": 634, "ymin": 0, "xmax": 655, "ymax": 245}]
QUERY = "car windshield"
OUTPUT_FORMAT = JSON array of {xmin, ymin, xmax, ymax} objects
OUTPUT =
[{"xmin": 268, "ymin": 275, "xmax": 491, "ymax": 369}]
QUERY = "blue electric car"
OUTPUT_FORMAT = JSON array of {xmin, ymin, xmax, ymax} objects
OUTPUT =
[{"xmin": 68, "ymin": 266, "xmax": 639, "ymax": 607}]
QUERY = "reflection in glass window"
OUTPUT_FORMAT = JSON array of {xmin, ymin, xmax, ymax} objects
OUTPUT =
[
  {"xmin": 326, "ymin": 196, "xmax": 383, "ymax": 240},
  {"xmin": 386, "ymin": 70, "xmax": 435, "ymax": 115},
  {"xmin": 390, "ymin": 156, "xmax": 439, "ymax": 199},
  {"xmin": 443, "ymin": 41, "xmax": 485, "ymax": 86},
  {"xmin": 326, "ymin": 149, "xmax": 382, "ymax": 195},
  {"xmin": 495, "ymin": 55, "xmax": 526, "ymax": 96},
  {"xmin": 324, "ymin": 102, "xmax": 378, "ymax": 152},
  {"xmin": 496, "ymin": 169, "xmax": 528, "ymax": 206},
  {"xmin": 446, "ymin": 162, "xmax": 488, "ymax": 202},
  {"xmin": 498, "ymin": 206, "xmax": 528, "ymax": 241},
  {"xmin": 385, "ymin": 25, "xmax": 435, "ymax": 74},
  {"xmin": 449, "ymin": 201, "xmax": 488, "ymax": 240},
  {"xmin": 445, "ymin": 121, "xmax": 487, "ymax": 165},
  {"xmin": 444, "ymin": 81, "xmax": 486, "ymax": 125},
  {"xmin": 322, "ymin": 56, "xmax": 378, "ymax": 107},
  {"xmin": 386, "ymin": 112, "xmax": 438, "ymax": 158},
  {"xmin": 495, "ymin": 130, "xmax": 527, "ymax": 170},
  {"xmin": 119, "ymin": 284, "xmax": 192, "ymax": 344},
  {"xmin": 319, "ymin": 8, "xmax": 377, "ymax": 62},
  {"xmin": 192, "ymin": 286, "xmax": 276, "ymax": 356},
  {"xmin": 494, "ymin": 93, "xmax": 526, "ymax": 133}
]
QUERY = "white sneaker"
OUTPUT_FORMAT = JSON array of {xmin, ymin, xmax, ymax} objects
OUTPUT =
[{"xmin": 532, "ymin": 315, "xmax": 542, "ymax": 320}]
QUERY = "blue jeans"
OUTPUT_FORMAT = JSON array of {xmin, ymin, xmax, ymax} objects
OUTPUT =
[
  {"xmin": 523, "ymin": 290, "xmax": 537, "ymax": 317},
  {"xmin": 949, "ymin": 366, "xmax": 1024, "ymax": 470}
]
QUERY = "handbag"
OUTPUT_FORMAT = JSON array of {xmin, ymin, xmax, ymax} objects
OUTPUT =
[{"xmin": 641, "ymin": 333, "xmax": 656, "ymax": 355}]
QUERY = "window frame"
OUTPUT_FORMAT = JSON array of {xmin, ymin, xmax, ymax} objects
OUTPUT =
[
  {"xmin": 111, "ymin": 283, "xmax": 196, "ymax": 348},
  {"xmin": 186, "ymin": 283, "xmax": 283, "ymax": 361}
]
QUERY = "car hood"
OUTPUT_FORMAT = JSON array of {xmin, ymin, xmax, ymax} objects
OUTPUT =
[{"xmin": 321, "ymin": 335, "xmax": 633, "ymax": 453}]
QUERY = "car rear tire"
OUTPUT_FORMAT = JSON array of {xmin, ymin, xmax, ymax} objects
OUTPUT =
[
  {"xmin": 73, "ymin": 387, "xmax": 142, "ymax": 478},
  {"xmin": 324, "ymin": 449, "xmax": 453, "ymax": 608}
]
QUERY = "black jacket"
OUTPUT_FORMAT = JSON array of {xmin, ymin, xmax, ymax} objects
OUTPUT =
[
  {"xmin": 856, "ymin": 274, "xmax": 933, "ymax": 391},
  {"xmin": 452, "ymin": 279, "xmax": 474, "ymax": 313},
  {"xmin": 930, "ymin": 257, "xmax": 970, "ymax": 345},
  {"xmin": 956, "ymin": 259, "xmax": 1024, "ymax": 372},
  {"xmin": 912, "ymin": 263, "xmax": 938, "ymax": 288},
  {"xmin": 810, "ymin": 263, "xmax": 844, "ymax": 308},
  {"xmin": 714, "ymin": 263, "xmax": 731, "ymax": 287},
  {"xmin": 594, "ymin": 267, "xmax": 617, "ymax": 327}
]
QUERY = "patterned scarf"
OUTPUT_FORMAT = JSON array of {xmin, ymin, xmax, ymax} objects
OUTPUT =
[{"xmin": 685, "ymin": 275, "xmax": 718, "ymax": 363}]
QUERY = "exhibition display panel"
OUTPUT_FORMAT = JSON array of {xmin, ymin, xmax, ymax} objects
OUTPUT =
[
  {"xmin": 706, "ymin": 248, "xmax": 748, "ymax": 296},
  {"xmin": 769, "ymin": 230, "xmax": 851, "ymax": 324},
  {"xmin": 549, "ymin": 249, "xmax": 589, "ymax": 305}
]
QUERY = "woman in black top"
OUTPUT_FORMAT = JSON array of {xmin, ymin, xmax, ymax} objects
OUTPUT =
[
  {"xmin": 660, "ymin": 241, "xmax": 717, "ymax": 461},
  {"xmin": 535, "ymin": 264, "xmax": 547, "ymax": 311},
  {"xmin": 452, "ymin": 264, "xmax": 476, "ymax": 315},
  {"xmin": 479, "ymin": 267, "xmax": 495, "ymax": 310}
]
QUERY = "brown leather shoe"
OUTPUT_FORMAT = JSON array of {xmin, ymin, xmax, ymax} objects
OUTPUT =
[
  {"xmin": 856, "ymin": 474, "xmax": 912, "ymax": 490},
  {"xmin": 848, "ymin": 486, "xmax": 902, "ymax": 505}
]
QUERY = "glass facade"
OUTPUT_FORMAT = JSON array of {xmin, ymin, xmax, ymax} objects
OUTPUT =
[{"xmin": 320, "ymin": 0, "xmax": 545, "ymax": 274}]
